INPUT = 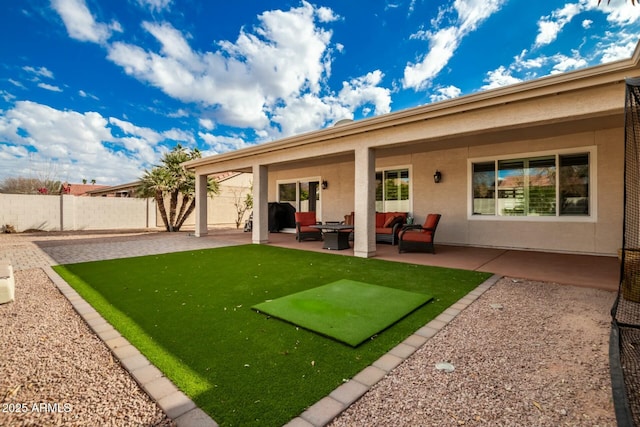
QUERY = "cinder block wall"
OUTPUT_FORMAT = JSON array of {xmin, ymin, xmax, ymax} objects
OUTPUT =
[
  {"xmin": 0, "ymin": 194, "xmax": 61, "ymax": 231},
  {"xmin": 0, "ymin": 194, "xmax": 157, "ymax": 232}
]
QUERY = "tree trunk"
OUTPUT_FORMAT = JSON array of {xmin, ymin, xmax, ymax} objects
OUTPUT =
[
  {"xmin": 175, "ymin": 194, "xmax": 192, "ymax": 229},
  {"xmin": 175, "ymin": 199, "xmax": 196, "ymax": 231},
  {"xmin": 155, "ymin": 191, "xmax": 171, "ymax": 232},
  {"xmin": 168, "ymin": 190, "xmax": 179, "ymax": 232}
]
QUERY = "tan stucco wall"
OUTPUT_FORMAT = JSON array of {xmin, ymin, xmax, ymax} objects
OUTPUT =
[
  {"xmin": 177, "ymin": 173, "xmax": 253, "ymax": 228},
  {"xmin": 266, "ymin": 127, "xmax": 623, "ymax": 255},
  {"xmin": 0, "ymin": 193, "xmax": 156, "ymax": 231}
]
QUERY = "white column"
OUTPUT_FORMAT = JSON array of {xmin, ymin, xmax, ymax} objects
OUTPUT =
[
  {"xmin": 353, "ymin": 147, "xmax": 376, "ymax": 258},
  {"xmin": 252, "ymin": 164, "xmax": 269, "ymax": 244},
  {"xmin": 194, "ymin": 173, "xmax": 208, "ymax": 237}
]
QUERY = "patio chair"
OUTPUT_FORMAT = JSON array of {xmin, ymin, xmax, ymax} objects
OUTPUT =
[
  {"xmin": 295, "ymin": 212, "xmax": 323, "ymax": 242},
  {"xmin": 398, "ymin": 214, "xmax": 441, "ymax": 254}
]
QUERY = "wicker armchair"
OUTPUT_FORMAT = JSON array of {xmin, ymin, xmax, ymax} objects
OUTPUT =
[
  {"xmin": 398, "ymin": 214, "xmax": 442, "ymax": 254},
  {"xmin": 295, "ymin": 212, "xmax": 323, "ymax": 242}
]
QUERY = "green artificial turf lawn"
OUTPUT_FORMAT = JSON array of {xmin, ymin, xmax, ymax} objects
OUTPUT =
[
  {"xmin": 253, "ymin": 279, "xmax": 433, "ymax": 346},
  {"xmin": 53, "ymin": 244, "xmax": 491, "ymax": 427}
]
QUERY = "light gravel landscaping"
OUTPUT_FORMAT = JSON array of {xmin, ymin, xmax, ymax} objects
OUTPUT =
[
  {"xmin": 330, "ymin": 278, "xmax": 616, "ymax": 427},
  {"xmin": 0, "ymin": 268, "xmax": 174, "ymax": 427}
]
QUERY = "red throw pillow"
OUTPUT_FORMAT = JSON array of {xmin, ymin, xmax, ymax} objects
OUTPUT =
[{"xmin": 383, "ymin": 215, "xmax": 397, "ymax": 228}]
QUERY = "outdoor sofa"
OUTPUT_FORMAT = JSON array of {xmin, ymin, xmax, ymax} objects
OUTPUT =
[{"xmin": 343, "ymin": 212, "xmax": 408, "ymax": 245}]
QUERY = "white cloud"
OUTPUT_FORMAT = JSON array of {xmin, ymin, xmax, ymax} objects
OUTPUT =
[
  {"xmin": 8, "ymin": 79, "xmax": 25, "ymax": 89},
  {"xmin": 199, "ymin": 118, "xmax": 215, "ymax": 131},
  {"xmin": 481, "ymin": 65, "xmax": 522, "ymax": 90},
  {"xmin": 315, "ymin": 6, "xmax": 339, "ymax": 23},
  {"xmin": 1, "ymin": 90, "xmax": 16, "ymax": 103},
  {"xmin": 23, "ymin": 66, "xmax": 54, "ymax": 79},
  {"xmin": 51, "ymin": 0, "xmax": 117, "ymax": 44},
  {"xmin": 198, "ymin": 132, "xmax": 249, "ymax": 154},
  {"xmin": 403, "ymin": 27, "xmax": 460, "ymax": 90},
  {"xmin": 403, "ymin": 0, "xmax": 506, "ymax": 90},
  {"xmin": 162, "ymin": 128, "xmax": 195, "ymax": 144},
  {"xmin": 38, "ymin": 83, "xmax": 62, "ymax": 92},
  {"xmin": 78, "ymin": 90, "xmax": 99, "ymax": 100},
  {"xmin": 550, "ymin": 52, "xmax": 588, "ymax": 74},
  {"xmin": 534, "ymin": 1, "xmax": 638, "ymax": 50},
  {"xmin": 106, "ymin": 2, "xmax": 391, "ymax": 138},
  {"xmin": 338, "ymin": 70, "xmax": 392, "ymax": 115},
  {"xmin": 601, "ymin": 39, "xmax": 638, "ymax": 63},
  {"xmin": 453, "ymin": 0, "xmax": 506, "ymax": 32},
  {"xmin": 595, "ymin": 0, "xmax": 640, "ymax": 25},
  {"xmin": 109, "ymin": 117, "xmax": 164, "ymax": 145},
  {"xmin": 0, "ymin": 101, "xmax": 180, "ymax": 184},
  {"xmin": 534, "ymin": 3, "xmax": 581, "ymax": 48},
  {"xmin": 430, "ymin": 85, "xmax": 462, "ymax": 102},
  {"xmin": 137, "ymin": 0, "xmax": 172, "ymax": 12}
]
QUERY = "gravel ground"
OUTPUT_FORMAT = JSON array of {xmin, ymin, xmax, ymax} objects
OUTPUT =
[
  {"xmin": 331, "ymin": 278, "xmax": 616, "ymax": 427},
  {"xmin": 0, "ymin": 268, "xmax": 174, "ymax": 427}
]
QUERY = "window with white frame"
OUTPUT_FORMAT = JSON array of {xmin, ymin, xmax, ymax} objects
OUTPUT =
[
  {"xmin": 471, "ymin": 150, "xmax": 592, "ymax": 218},
  {"xmin": 376, "ymin": 168, "xmax": 410, "ymax": 212}
]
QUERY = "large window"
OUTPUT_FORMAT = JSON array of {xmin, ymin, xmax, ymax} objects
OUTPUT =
[
  {"xmin": 376, "ymin": 168, "xmax": 410, "ymax": 212},
  {"xmin": 471, "ymin": 151, "xmax": 591, "ymax": 218},
  {"xmin": 277, "ymin": 179, "xmax": 320, "ymax": 212}
]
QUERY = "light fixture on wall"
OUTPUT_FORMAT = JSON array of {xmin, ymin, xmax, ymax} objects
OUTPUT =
[
  {"xmin": 322, "ymin": 180, "xmax": 328, "ymax": 190},
  {"xmin": 433, "ymin": 170, "xmax": 442, "ymax": 184}
]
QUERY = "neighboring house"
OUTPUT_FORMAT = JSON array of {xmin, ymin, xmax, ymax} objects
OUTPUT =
[
  {"xmin": 184, "ymin": 42, "xmax": 640, "ymax": 258},
  {"xmin": 85, "ymin": 182, "xmax": 140, "ymax": 197},
  {"xmin": 87, "ymin": 173, "xmax": 252, "ymax": 229},
  {"xmin": 60, "ymin": 182, "xmax": 110, "ymax": 196}
]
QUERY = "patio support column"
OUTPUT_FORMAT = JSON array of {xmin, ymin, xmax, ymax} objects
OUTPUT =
[
  {"xmin": 353, "ymin": 146, "xmax": 376, "ymax": 258},
  {"xmin": 194, "ymin": 172, "xmax": 208, "ymax": 237},
  {"xmin": 252, "ymin": 164, "xmax": 269, "ymax": 244}
]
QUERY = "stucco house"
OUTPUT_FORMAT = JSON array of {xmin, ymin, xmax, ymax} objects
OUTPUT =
[{"xmin": 184, "ymin": 41, "xmax": 640, "ymax": 259}]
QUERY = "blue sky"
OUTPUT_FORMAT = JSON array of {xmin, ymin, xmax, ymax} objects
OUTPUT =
[{"xmin": 0, "ymin": 0, "xmax": 639, "ymax": 185}]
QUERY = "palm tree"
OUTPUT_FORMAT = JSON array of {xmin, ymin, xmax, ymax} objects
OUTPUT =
[{"xmin": 138, "ymin": 145, "xmax": 219, "ymax": 232}]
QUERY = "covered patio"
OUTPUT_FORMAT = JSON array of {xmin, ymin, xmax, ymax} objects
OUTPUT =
[{"xmin": 201, "ymin": 228, "xmax": 620, "ymax": 292}]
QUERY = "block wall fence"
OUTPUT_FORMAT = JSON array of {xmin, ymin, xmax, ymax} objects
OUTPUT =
[{"xmin": 0, "ymin": 194, "xmax": 157, "ymax": 232}]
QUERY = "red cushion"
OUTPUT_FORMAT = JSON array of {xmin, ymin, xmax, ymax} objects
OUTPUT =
[
  {"xmin": 376, "ymin": 213, "xmax": 385, "ymax": 228},
  {"xmin": 383, "ymin": 215, "xmax": 397, "ymax": 228},
  {"xmin": 295, "ymin": 212, "xmax": 317, "ymax": 226},
  {"xmin": 401, "ymin": 230, "xmax": 433, "ymax": 242},
  {"xmin": 299, "ymin": 225, "xmax": 320, "ymax": 233},
  {"xmin": 424, "ymin": 214, "xmax": 439, "ymax": 229},
  {"xmin": 375, "ymin": 227, "xmax": 393, "ymax": 235}
]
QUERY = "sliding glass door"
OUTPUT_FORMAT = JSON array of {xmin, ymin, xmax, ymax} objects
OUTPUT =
[{"xmin": 278, "ymin": 179, "xmax": 321, "ymax": 213}]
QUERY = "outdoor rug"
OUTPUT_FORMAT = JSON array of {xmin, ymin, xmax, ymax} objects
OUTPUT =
[{"xmin": 252, "ymin": 279, "xmax": 433, "ymax": 346}]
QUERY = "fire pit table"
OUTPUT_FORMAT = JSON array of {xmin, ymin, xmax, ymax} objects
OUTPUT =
[{"xmin": 309, "ymin": 224, "xmax": 354, "ymax": 250}]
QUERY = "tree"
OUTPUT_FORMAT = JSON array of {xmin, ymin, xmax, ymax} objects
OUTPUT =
[
  {"xmin": 232, "ymin": 184, "xmax": 253, "ymax": 229},
  {"xmin": 0, "ymin": 177, "xmax": 62, "ymax": 194},
  {"xmin": 137, "ymin": 145, "xmax": 219, "ymax": 232}
]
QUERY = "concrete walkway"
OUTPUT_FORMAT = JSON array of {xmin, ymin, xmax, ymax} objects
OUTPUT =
[{"xmin": 0, "ymin": 229, "xmax": 620, "ymax": 426}]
